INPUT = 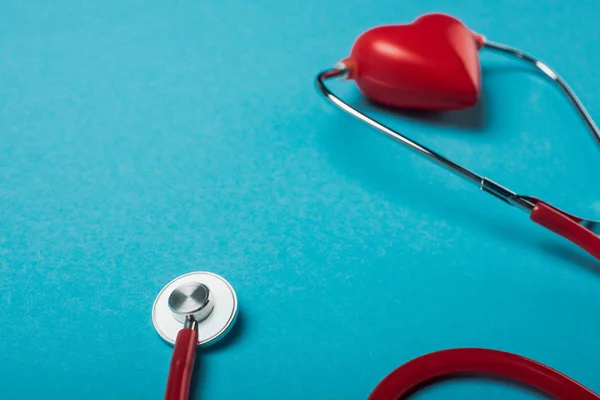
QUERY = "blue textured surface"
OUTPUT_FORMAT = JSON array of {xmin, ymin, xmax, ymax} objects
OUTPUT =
[{"xmin": 2, "ymin": 1, "xmax": 600, "ymax": 399}]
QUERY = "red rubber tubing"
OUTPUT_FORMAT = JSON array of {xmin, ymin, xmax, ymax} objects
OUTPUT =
[
  {"xmin": 164, "ymin": 328, "xmax": 198, "ymax": 400},
  {"xmin": 530, "ymin": 200, "xmax": 600, "ymax": 261},
  {"xmin": 368, "ymin": 348, "xmax": 600, "ymax": 400}
]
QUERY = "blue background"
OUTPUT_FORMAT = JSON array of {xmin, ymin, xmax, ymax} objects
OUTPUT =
[{"xmin": 2, "ymin": 1, "xmax": 600, "ymax": 399}]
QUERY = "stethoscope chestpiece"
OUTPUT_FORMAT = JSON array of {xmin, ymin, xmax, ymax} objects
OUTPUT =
[{"xmin": 153, "ymin": 271, "xmax": 238, "ymax": 347}]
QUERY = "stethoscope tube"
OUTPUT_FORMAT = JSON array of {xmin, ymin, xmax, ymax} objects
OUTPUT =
[
  {"xmin": 165, "ymin": 317, "xmax": 199, "ymax": 400},
  {"xmin": 368, "ymin": 348, "xmax": 600, "ymax": 400}
]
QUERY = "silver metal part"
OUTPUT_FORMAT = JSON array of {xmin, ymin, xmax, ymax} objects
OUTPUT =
[
  {"xmin": 316, "ymin": 55, "xmax": 600, "ymax": 230},
  {"xmin": 483, "ymin": 41, "xmax": 600, "ymax": 147},
  {"xmin": 316, "ymin": 67, "xmax": 535, "ymax": 213},
  {"xmin": 184, "ymin": 315, "xmax": 199, "ymax": 332},
  {"xmin": 480, "ymin": 178, "xmax": 535, "ymax": 210},
  {"xmin": 168, "ymin": 282, "xmax": 214, "ymax": 324}
]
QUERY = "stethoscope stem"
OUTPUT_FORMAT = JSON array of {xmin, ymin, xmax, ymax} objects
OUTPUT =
[{"xmin": 368, "ymin": 348, "xmax": 600, "ymax": 400}]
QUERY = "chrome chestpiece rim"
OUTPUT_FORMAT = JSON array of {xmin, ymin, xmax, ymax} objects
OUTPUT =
[{"xmin": 168, "ymin": 282, "xmax": 215, "ymax": 324}]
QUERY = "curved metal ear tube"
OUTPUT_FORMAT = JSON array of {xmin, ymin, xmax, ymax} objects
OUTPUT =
[
  {"xmin": 316, "ymin": 43, "xmax": 600, "ymax": 261},
  {"xmin": 483, "ymin": 41, "xmax": 600, "ymax": 147}
]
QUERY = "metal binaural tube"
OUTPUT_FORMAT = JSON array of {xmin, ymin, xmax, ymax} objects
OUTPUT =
[
  {"xmin": 316, "ymin": 68, "xmax": 536, "ymax": 212},
  {"xmin": 483, "ymin": 41, "xmax": 600, "ymax": 147}
]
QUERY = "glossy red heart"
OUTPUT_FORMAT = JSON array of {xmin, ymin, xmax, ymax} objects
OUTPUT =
[{"xmin": 343, "ymin": 13, "xmax": 484, "ymax": 110}]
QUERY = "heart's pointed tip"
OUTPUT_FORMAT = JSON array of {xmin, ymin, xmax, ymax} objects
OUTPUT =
[
  {"xmin": 461, "ymin": 93, "xmax": 480, "ymax": 108},
  {"xmin": 454, "ymin": 76, "xmax": 481, "ymax": 109}
]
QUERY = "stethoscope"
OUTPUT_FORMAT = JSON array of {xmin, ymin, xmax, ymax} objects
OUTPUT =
[{"xmin": 152, "ymin": 13, "xmax": 600, "ymax": 400}]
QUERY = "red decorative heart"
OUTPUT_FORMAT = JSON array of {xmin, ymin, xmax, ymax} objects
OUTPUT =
[{"xmin": 343, "ymin": 13, "xmax": 484, "ymax": 110}]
